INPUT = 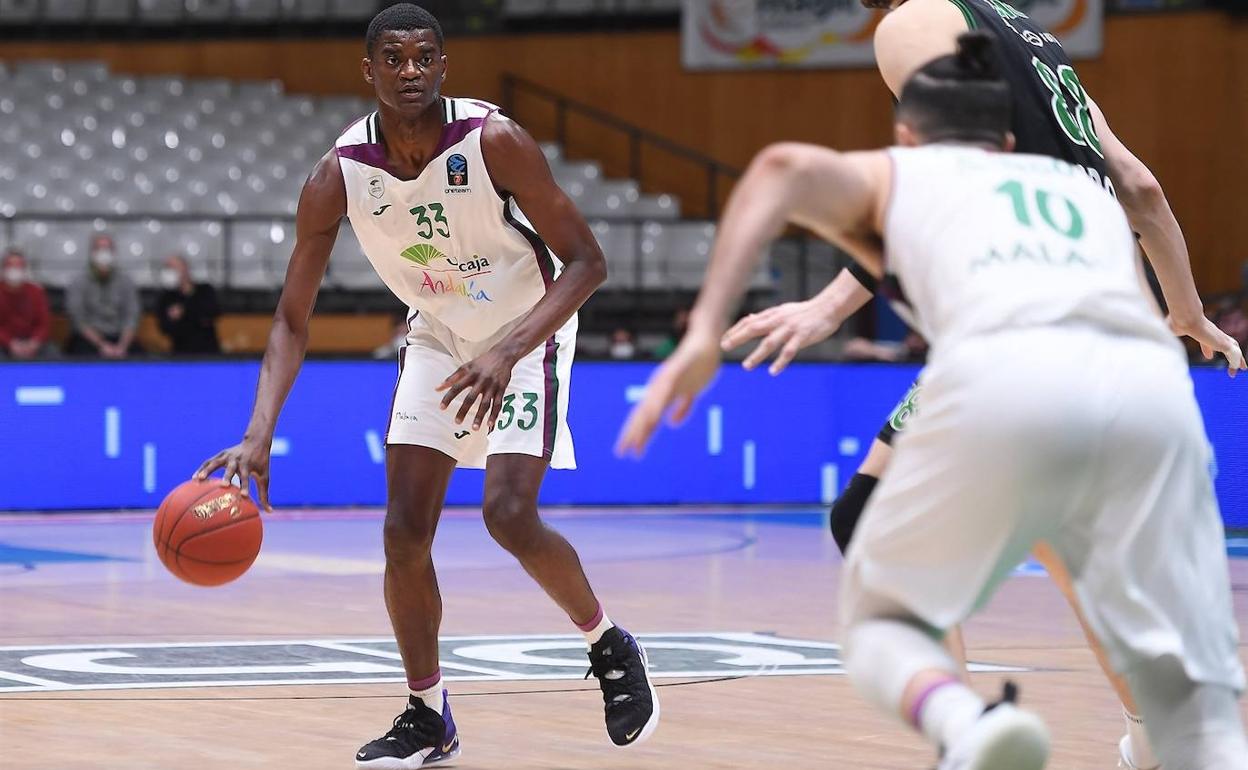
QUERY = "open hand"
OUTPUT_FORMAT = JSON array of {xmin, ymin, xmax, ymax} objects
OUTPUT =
[
  {"xmin": 1170, "ymin": 315, "xmax": 1245, "ymax": 378},
  {"xmin": 436, "ymin": 347, "xmax": 519, "ymax": 431},
  {"xmin": 193, "ymin": 438, "xmax": 274, "ymax": 511},
  {"xmin": 721, "ymin": 299, "xmax": 842, "ymax": 375},
  {"xmin": 616, "ymin": 331, "xmax": 721, "ymax": 458}
]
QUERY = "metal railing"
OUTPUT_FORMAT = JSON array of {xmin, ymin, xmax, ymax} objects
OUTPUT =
[{"xmin": 501, "ymin": 73, "xmax": 741, "ymax": 219}]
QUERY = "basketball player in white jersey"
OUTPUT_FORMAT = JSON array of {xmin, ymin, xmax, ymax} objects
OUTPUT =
[
  {"xmin": 195, "ymin": 5, "xmax": 658, "ymax": 767},
  {"xmin": 703, "ymin": 2, "xmax": 1246, "ymax": 768},
  {"xmin": 620, "ymin": 32, "xmax": 1246, "ymax": 770}
]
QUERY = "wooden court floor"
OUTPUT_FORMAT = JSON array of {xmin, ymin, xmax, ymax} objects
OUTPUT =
[{"xmin": 1, "ymin": 508, "xmax": 1246, "ymax": 769}]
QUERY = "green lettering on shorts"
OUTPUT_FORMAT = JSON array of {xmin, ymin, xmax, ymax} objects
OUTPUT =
[{"xmin": 887, "ymin": 383, "xmax": 922, "ymax": 433}]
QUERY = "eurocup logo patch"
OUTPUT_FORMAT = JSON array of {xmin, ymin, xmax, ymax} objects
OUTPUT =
[
  {"xmin": 447, "ymin": 154, "xmax": 468, "ymax": 187},
  {"xmin": 367, "ymin": 175, "xmax": 385, "ymax": 199}
]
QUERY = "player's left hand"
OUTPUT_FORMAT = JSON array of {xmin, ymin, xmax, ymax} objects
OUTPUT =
[
  {"xmin": 437, "ymin": 348, "xmax": 518, "ymax": 430},
  {"xmin": 616, "ymin": 330, "xmax": 721, "ymax": 458},
  {"xmin": 1169, "ymin": 315, "xmax": 1245, "ymax": 378}
]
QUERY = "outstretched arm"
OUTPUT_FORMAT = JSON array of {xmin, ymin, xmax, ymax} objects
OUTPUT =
[
  {"xmin": 716, "ymin": 0, "xmax": 963, "ymax": 375},
  {"xmin": 435, "ymin": 113, "xmax": 607, "ymax": 432},
  {"xmin": 617, "ymin": 143, "xmax": 889, "ymax": 456},
  {"xmin": 194, "ymin": 149, "xmax": 346, "ymax": 507},
  {"xmin": 1089, "ymin": 99, "xmax": 1244, "ymax": 374}
]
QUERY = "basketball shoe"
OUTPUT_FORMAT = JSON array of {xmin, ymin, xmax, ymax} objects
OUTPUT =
[
  {"xmin": 355, "ymin": 691, "xmax": 460, "ymax": 769},
  {"xmin": 1118, "ymin": 735, "xmax": 1160, "ymax": 770},
  {"xmin": 936, "ymin": 682, "xmax": 1049, "ymax": 770},
  {"xmin": 586, "ymin": 626, "xmax": 660, "ymax": 747}
]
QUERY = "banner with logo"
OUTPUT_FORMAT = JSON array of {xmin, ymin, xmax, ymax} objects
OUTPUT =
[{"xmin": 682, "ymin": 0, "xmax": 1104, "ymax": 70}]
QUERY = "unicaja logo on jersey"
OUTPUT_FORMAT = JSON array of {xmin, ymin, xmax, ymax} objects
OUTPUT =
[
  {"xmin": 447, "ymin": 154, "xmax": 469, "ymax": 187},
  {"xmin": 401, "ymin": 243, "xmax": 447, "ymax": 267}
]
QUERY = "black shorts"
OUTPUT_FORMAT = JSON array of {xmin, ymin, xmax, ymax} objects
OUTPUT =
[{"xmin": 875, "ymin": 381, "xmax": 922, "ymax": 446}]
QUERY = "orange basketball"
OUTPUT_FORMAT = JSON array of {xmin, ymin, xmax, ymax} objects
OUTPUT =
[{"xmin": 153, "ymin": 479, "xmax": 263, "ymax": 587}]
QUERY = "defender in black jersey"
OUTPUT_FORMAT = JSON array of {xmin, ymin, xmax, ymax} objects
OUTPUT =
[{"xmin": 712, "ymin": 2, "xmax": 1243, "ymax": 769}]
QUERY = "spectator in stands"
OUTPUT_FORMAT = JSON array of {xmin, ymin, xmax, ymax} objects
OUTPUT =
[
  {"xmin": 65, "ymin": 234, "xmax": 142, "ymax": 358},
  {"xmin": 0, "ymin": 249, "xmax": 54, "ymax": 360},
  {"xmin": 652, "ymin": 307, "xmax": 689, "ymax": 359},
  {"xmin": 156, "ymin": 255, "xmax": 221, "ymax": 355},
  {"xmin": 609, "ymin": 328, "xmax": 637, "ymax": 360}
]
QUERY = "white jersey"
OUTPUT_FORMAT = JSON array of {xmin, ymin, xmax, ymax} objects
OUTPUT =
[
  {"xmin": 883, "ymin": 146, "xmax": 1176, "ymax": 357},
  {"xmin": 335, "ymin": 98, "xmax": 560, "ymax": 342}
]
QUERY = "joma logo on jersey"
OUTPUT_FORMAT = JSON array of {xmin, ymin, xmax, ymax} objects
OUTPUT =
[{"xmin": 446, "ymin": 154, "xmax": 468, "ymax": 187}]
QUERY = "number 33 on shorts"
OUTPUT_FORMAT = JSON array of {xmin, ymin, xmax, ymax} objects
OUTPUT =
[{"xmin": 496, "ymin": 392, "xmax": 540, "ymax": 432}]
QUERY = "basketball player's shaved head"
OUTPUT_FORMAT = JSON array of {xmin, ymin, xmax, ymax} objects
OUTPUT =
[{"xmin": 366, "ymin": 3, "xmax": 444, "ymax": 56}]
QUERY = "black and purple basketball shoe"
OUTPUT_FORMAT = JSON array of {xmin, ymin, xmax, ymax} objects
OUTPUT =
[
  {"xmin": 355, "ymin": 690, "xmax": 460, "ymax": 769},
  {"xmin": 586, "ymin": 626, "xmax": 660, "ymax": 747}
]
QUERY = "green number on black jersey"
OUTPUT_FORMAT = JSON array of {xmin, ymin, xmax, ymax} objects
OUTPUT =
[{"xmin": 1032, "ymin": 57, "xmax": 1104, "ymax": 159}]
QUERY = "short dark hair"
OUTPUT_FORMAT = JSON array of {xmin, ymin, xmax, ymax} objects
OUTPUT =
[
  {"xmin": 896, "ymin": 31, "xmax": 1011, "ymax": 146},
  {"xmin": 366, "ymin": 3, "xmax": 444, "ymax": 56}
]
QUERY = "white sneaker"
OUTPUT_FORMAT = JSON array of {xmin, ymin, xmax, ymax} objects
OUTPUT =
[
  {"xmin": 1118, "ymin": 735, "xmax": 1160, "ymax": 770},
  {"xmin": 937, "ymin": 683, "xmax": 1050, "ymax": 770}
]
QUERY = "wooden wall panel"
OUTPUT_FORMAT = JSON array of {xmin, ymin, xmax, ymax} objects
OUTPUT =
[{"xmin": 2, "ymin": 12, "xmax": 1244, "ymax": 291}]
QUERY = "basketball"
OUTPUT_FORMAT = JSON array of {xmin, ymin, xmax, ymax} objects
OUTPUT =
[{"xmin": 153, "ymin": 479, "xmax": 263, "ymax": 587}]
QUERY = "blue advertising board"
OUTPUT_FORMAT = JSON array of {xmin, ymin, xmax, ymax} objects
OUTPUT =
[{"xmin": 0, "ymin": 361, "xmax": 1243, "ymax": 527}]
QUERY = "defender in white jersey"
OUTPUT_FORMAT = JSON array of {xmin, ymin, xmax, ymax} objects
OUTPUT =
[
  {"xmin": 621, "ymin": 34, "xmax": 1246, "ymax": 770},
  {"xmin": 195, "ymin": 5, "xmax": 658, "ymax": 768}
]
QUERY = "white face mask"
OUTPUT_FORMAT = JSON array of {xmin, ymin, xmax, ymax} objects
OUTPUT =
[
  {"xmin": 609, "ymin": 341, "xmax": 636, "ymax": 360},
  {"xmin": 91, "ymin": 248, "xmax": 115, "ymax": 269},
  {"xmin": 3, "ymin": 267, "xmax": 25, "ymax": 287},
  {"xmin": 159, "ymin": 268, "xmax": 181, "ymax": 289}
]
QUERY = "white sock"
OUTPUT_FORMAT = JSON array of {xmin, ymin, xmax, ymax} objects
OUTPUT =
[
  {"xmin": 582, "ymin": 613, "xmax": 614, "ymax": 648},
  {"xmin": 410, "ymin": 679, "xmax": 445, "ymax": 715},
  {"xmin": 1123, "ymin": 708, "xmax": 1160, "ymax": 769},
  {"xmin": 916, "ymin": 681, "xmax": 985, "ymax": 749}
]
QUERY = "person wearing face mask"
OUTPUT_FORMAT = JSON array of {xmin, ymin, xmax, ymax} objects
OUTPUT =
[
  {"xmin": 156, "ymin": 254, "xmax": 221, "ymax": 355},
  {"xmin": 608, "ymin": 328, "xmax": 636, "ymax": 360},
  {"xmin": 65, "ymin": 234, "xmax": 142, "ymax": 358},
  {"xmin": 0, "ymin": 249, "xmax": 53, "ymax": 360}
]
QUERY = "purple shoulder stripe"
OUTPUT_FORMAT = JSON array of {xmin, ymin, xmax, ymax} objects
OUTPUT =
[
  {"xmin": 336, "ymin": 143, "xmax": 394, "ymax": 175},
  {"xmin": 432, "ymin": 116, "xmax": 488, "ymax": 158}
]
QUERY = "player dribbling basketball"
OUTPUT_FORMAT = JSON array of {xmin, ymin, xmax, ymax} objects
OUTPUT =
[{"xmin": 195, "ymin": 5, "xmax": 658, "ymax": 767}]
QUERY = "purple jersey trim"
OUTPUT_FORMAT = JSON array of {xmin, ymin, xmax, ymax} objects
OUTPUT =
[{"xmin": 336, "ymin": 107, "xmax": 491, "ymax": 179}]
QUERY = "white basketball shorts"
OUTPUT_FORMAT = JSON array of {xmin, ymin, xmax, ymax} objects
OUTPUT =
[
  {"xmin": 384, "ymin": 310, "xmax": 577, "ymax": 470},
  {"xmin": 840, "ymin": 325, "xmax": 1244, "ymax": 692}
]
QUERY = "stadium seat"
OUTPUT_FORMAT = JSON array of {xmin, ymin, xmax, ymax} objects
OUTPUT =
[
  {"xmin": 591, "ymin": 220, "xmax": 638, "ymax": 290},
  {"xmin": 186, "ymin": 0, "xmax": 232, "ymax": 21},
  {"xmin": 92, "ymin": 0, "xmax": 133, "ymax": 21},
  {"xmin": 329, "ymin": 0, "xmax": 375, "ymax": 20},
  {"xmin": 632, "ymin": 193, "xmax": 680, "ymax": 220},
  {"xmin": 45, "ymin": 0, "xmax": 90, "ymax": 21},
  {"xmin": 281, "ymin": 0, "xmax": 330, "ymax": 20},
  {"xmin": 136, "ymin": 0, "xmax": 183, "ymax": 23},
  {"xmin": 0, "ymin": 0, "xmax": 38, "ymax": 23}
]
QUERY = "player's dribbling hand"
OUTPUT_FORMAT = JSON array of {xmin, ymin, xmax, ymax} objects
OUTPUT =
[
  {"xmin": 721, "ymin": 299, "xmax": 841, "ymax": 376},
  {"xmin": 437, "ymin": 347, "xmax": 517, "ymax": 432},
  {"xmin": 1169, "ymin": 315, "xmax": 1246, "ymax": 378},
  {"xmin": 616, "ymin": 331, "xmax": 721, "ymax": 458},
  {"xmin": 193, "ymin": 439, "xmax": 274, "ymax": 512}
]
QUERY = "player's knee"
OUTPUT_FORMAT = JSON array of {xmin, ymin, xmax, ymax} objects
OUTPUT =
[
  {"xmin": 482, "ymin": 493, "xmax": 541, "ymax": 555},
  {"xmin": 829, "ymin": 473, "xmax": 878, "ymax": 554},
  {"xmin": 382, "ymin": 507, "xmax": 438, "ymax": 565}
]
